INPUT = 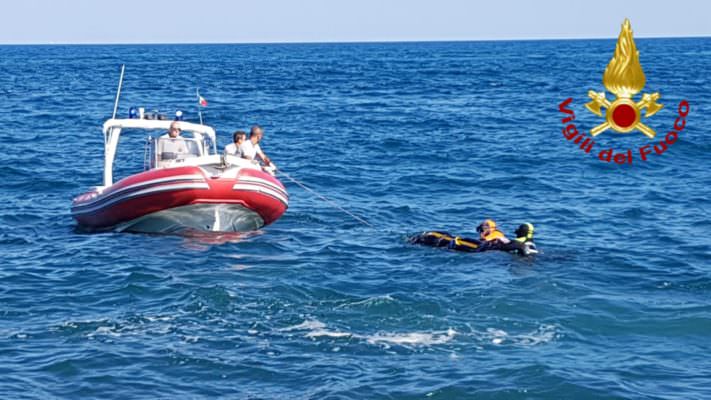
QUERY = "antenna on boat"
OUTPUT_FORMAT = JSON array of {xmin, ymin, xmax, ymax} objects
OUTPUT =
[{"xmin": 112, "ymin": 64, "xmax": 125, "ymax": 120}]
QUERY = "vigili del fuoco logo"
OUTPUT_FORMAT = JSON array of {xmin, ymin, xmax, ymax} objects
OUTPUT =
[{"xmin": 558, "ymin": 19, "xmax": 690, "ymax": 164}]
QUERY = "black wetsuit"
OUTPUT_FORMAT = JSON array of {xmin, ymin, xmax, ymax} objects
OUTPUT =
[
  {"xmin": 409, "ymin": 231, "xmax": 484, "ymax": 252},
  {"xmin": 410, "ymin": 231, "xmax": 537, "ymax": 256},
  {"xmin": 496, "ymin": 238, "xmax": 538, "ymax": 256}
]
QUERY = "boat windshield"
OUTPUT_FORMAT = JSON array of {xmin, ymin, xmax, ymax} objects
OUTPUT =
[{"xmin": 158, "ymin": 137, "xmax": 202, "ymax": 161}]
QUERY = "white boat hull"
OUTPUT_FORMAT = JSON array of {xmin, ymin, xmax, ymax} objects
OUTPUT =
[{"xmin": 114, "ymin": 203, "xmax": 265, "ymax": 234}]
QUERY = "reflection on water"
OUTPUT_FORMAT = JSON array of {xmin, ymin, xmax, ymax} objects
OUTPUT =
[{"xmin": 180, "ymin": 229, "xmax": 264, "ymax": 250}]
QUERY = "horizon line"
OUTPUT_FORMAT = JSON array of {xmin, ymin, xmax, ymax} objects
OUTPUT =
[{"xmin": 1, "ymin": 34, "xmax": 710, "ymax": 46}]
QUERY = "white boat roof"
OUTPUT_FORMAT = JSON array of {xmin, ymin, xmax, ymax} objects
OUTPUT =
[{"xmin": 102, "ymin": 118, "xmax": 216, "ymax": 141}]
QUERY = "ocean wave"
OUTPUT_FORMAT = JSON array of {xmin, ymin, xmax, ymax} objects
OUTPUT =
[
  {"xmin": 2, "ymin": 39, "xmax": 710, "ymax": 399},
  {"xmin": 281, "ymin": 319, "xmax": 557, "ymax": 350}
]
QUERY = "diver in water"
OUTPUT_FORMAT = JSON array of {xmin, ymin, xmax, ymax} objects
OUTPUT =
[
  {"xmin": 410, "ymin": 220, "xmax": 538, "ymax": 256},
  {"xmin": 498, "ymin": 223, "xmax": 538, "ymax": 256},
  {"xmin": 409, "ymin": 219, "xmax": 507, "ymax": 252},
  {"xmin": 476, "ymin": 219, "xmax": 509, "ymax": 244}
]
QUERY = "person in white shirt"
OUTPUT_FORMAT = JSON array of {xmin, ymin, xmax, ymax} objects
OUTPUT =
[
  {"xmin": 240, "ymin": 125, "xmax": 272, "ymax": 167},
  {"xmin": 160, "ymin": 121, "xmax": 188, "ymax": 160},
  {"xmin": 224, "ymin": 130, "xmax": 246, "ymax": 157}
]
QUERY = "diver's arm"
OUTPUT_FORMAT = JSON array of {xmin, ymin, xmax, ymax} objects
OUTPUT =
[
  {"xmin": 480, "ymin": 239, "xmax": 505, "ymax": 251},
  {"xmin": 499, "ymin": 240, "xmax": 538, "ymax": 256}
]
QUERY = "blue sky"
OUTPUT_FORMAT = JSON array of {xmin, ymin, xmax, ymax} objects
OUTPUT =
[{"xmin": 1, "ymin": 0, "xmax": 709, "ymax": 44}]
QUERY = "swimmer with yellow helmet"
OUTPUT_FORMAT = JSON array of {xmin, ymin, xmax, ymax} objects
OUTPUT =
[
  {"xmin": 476, "ymin": 219, "xmax": 509, "ymax": 243},
  {"xmin": 410, "ymin": 220, "xmax": 538, "ymax": 256}
]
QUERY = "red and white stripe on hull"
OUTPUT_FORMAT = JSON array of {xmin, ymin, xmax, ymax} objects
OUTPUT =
[
  {"xmin": 232, "ymin": 168, "xmax": 289, "ymax": 211},
  {"xmin": 71, "ymin": 166, "xmax": 288, "ymax": 232}
]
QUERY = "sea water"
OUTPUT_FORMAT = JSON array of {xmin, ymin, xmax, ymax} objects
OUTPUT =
[{"xmin": 0, "ymin": 40, "xmax": 709, "ymax": 399}]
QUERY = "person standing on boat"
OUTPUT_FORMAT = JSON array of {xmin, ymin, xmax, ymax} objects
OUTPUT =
[
  {"xmin": 240, "ymin": 125, "xmax": 272, "ymax": 167},
  {"xmin": 159, "ymin": 121, "xmax": 188, "ymax": 161},
  {"xmin": 224, "ymin": 130, "xmax": 247, "ymax": 158}
]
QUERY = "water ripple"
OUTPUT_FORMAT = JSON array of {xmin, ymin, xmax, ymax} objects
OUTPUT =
[{"xmin": 0, "ymin": 40, "xmax": 710, "ymax": 399}]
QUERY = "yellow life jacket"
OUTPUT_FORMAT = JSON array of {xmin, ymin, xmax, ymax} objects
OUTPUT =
[{"xmin": 482, "ymin": 229, "xmax": 506, "ymax": 242}]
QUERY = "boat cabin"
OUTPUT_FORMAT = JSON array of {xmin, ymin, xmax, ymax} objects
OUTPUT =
[{"xmin": 102, "ymin": 119, "xmax": 218, "ymax": 187}]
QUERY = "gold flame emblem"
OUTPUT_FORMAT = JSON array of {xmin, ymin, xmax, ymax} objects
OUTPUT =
[{"xmin": 585, "ymin": 19, "xmax": 663, "ymax": 138}]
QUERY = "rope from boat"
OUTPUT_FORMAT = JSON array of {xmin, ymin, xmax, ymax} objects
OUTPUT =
[{"xmin": 278, "ymin": 170, "xmax": 373, "ymax": 228}]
